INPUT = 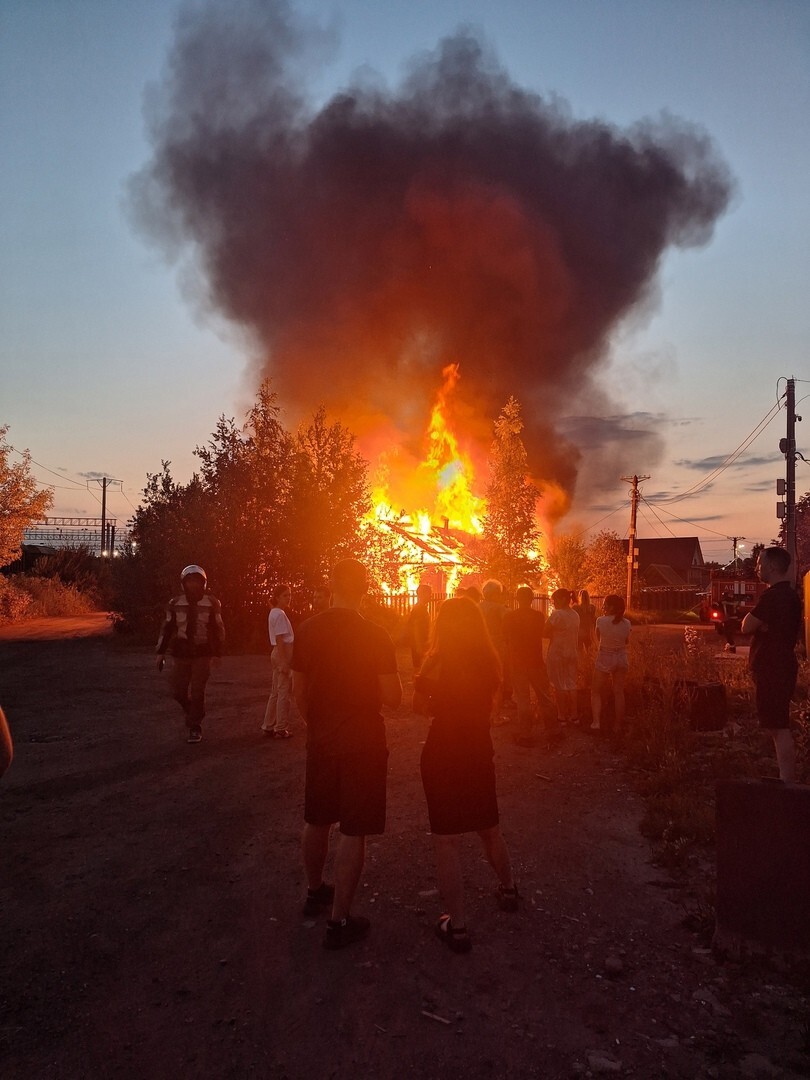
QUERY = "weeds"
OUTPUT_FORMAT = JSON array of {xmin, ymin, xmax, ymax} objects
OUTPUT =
[
  {"xmin": 0, "ymin": 573, "xmax": 98, "ymax": 619},
  {"xmin": 614, "ymin": 629, "xmax": 810, "ymax": 869}
]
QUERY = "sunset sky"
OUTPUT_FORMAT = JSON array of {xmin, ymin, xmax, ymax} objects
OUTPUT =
[{"xmin": 1, "ymin": 0, "xmax": 808, "ymax": 566}]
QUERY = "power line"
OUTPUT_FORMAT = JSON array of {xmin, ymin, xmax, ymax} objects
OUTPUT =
[
  {"xmin": 7, "ymin": 445, "xmax": 86, "ymax": 487},
  {"xmin": 639, "ymin": 496, "xmax": 758, "ymax": 540},
  {"xmin": 655, "ymin": 399, "xmax": 783, "ymax": 504},
  {"xmin": 566, "ymin": 502, "xmax": 627, "ymax": 540},
  {"xmin": 638, "ymin": 501, "xmax": 679, "ymax": 538}
]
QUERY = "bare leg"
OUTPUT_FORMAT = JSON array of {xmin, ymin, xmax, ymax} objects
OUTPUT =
[
  {"xmin": 478, "ymin": 825, "xmax": 514, "ymax": 890},
  {"xmin": 565, "ymin": 689, "xmax": 578, "ymax": 724},
  {"xmin": 331, "ymin": 833, "xmax": 366, "ymax": 920},
  {"xmin": 590, "ymin": 670, "xmax": 605, "ymax": 729},
  {"xmin": 302, "ymin": 822, "xmax": 331, "ymax": 891},
  {"xmin": 772, "ymin": 729, "xmax": 796, "ymax": 783},
  {"xmin": 613, "ymin": 669, "xmax": 627, "ymax": 730},
  {"xmin": 432, "ymin": 833, "xmax": 465, "ymax": 927}
]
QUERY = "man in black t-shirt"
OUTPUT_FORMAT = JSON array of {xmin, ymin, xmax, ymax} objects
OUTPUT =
[
  {"xmin": 503, "ymin": 586, "xmax": 557, "ymax": 746},
  {"xmin": 742, "ymin": 547, "xmax": 802, "ymax": 782},
  {"xmin": 292, "ymin": 559, "xmax": 402, "ymax": 949}
]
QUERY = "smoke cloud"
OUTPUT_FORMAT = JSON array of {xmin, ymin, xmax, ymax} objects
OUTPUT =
[{"xmin": 130, "ymin": 0, "xmax": 733, "ymax": 518}]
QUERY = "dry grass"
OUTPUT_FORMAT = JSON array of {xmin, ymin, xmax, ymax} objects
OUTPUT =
[{"xmin": 612, "ymin": 628, "xmax": 809, "ymax": 869}]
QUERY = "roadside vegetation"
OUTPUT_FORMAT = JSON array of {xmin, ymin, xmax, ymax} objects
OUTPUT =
[
  {"xmin": 611, "ymin": 627, "xmax": 808, "ymax": 875},
  {"xmin": 0, "ymin": 547, "xmax": 113, "ymax": 621}
]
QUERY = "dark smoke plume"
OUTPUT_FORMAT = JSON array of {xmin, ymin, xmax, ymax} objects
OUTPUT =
[{"xmin": 130, "ymin": 0, "xmax": 733, "ymax": 516}]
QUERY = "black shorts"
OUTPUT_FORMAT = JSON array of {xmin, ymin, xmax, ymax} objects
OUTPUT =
[
  {"xmin": 304, "ymin": 741, "xmax": 388, "ymax": 836},
  {"xmin": 753, "ymin": 662, "xmax": 798, "ymax": 730},
  {"xmin": 420, "ymin": 732, "xmax": 499, "ymax": 835}
]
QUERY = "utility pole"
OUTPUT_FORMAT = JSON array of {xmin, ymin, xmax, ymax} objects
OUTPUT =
[
  {"xmin": 728, "ymin": 536, "xmax": 746, "ymax": 568},
  {"xmin": 621, "ymin": 474, "xmax": 649, "ymax": 610},
  {"xmin": 779, "ymin": 378, "xmax": 801, "ymax": 583},
  {"xmin": 87, "ymin": 478, "xmax": 122, "ymax": 556}
]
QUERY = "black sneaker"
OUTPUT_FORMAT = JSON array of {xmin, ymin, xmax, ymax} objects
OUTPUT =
[
  {"xmin": 303, "ymin": 882, "xmax": 335, "ymax": 917},
  {"xmin": 187, "ymin": 726, "xmax": 202, "ymax": 744},
  {"xmin": 323, "ymin": 915, "xmax": 370, "ymax": 950}
]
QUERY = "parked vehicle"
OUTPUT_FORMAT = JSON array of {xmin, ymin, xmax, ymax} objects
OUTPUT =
[{"xmin": 697, "ymin": 572, "xmax": 768, "ymax": 651}]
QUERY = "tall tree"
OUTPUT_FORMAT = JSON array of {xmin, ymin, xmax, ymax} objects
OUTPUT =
[
  {"xmin": 482, "ymin": 398, "xmax": 542, "ymax": 589},
  {"xmin": 0, "ymin": 426, "xmax": 53, "ymax": 569},
  {"xmin": 583, "ymin": 529, "xmax": 626, "ymax": 598},
  {"xmin": 114, "ymin": 462, "xmax": 214, "ymax": 637},
  {"xmin": 195, "ymin": 381, "xmax": 295, "ymax": 604},
  {"xmin": 545, "ymin": 534, "xmax": 587, "ymax": 592},
  {"xmin": 286, "ymin": 406, "xmax": 371, "ymax": 585}
]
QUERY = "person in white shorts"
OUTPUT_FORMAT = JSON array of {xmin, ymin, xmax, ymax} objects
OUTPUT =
[{"xmin": 590, "ymin": 595, "xmax": 631, "ymax": 733}]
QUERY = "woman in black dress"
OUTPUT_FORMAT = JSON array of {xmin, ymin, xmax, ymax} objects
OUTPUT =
[{"xmin": 416, "ymin": 597, "xmax": 519, "ymax": 953}]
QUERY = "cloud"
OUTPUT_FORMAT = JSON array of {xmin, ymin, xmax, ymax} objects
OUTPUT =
[{"xmin": 674, "ymin": 453, "xmax": 780, "ymax": 471}]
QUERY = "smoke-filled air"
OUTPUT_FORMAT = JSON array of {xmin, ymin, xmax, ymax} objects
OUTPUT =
[{"xmin": 130, "ymin": 0, "xmax": 734, "ymax": 526}]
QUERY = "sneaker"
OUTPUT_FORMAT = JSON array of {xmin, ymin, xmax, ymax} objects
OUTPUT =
[
  {"xmin": 435, "ymin": 914, "xmax": 472, "ymax": 954},
  {"xmin": 303, "ymin": 882, "xmax": 335, "ymax": 917},
  {"xmin": 187, "ymin": 727, "xmax": 202, "ymax": 744},
  {"xmin": 497, "ymin": 884, "xmax": 520, "ymax": 912},
  {"xmin": 323, "ymin": 915, "xmax": 370, "ymax": 950}
]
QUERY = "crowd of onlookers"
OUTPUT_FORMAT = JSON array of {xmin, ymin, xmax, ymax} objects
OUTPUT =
[
  {"xmin": 2, "ymin": 547, "xmax": 797, "ymax": 958},
  {"xmin": 146, "ymin": 546, "xmax": 801, "ymax": 951}
]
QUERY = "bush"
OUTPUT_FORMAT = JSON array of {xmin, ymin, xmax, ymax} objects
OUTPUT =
[
  {"xmin": 30, "ymin": 547, "xmax": 113, "ymax": 609},
  {"xmin": 15, "ymin": 575, "xmax": 97, "ymax": 617},
  {"xmin": 613, "ymin": 628, "xmax": 810, "ymax": 869},
  {"xmin": 0, "ymin": 576, "xmax": 32, "ymax": 622},
  {"xmin": 0, "ymin": 573, "xmax": 97, "ymax": 619}
]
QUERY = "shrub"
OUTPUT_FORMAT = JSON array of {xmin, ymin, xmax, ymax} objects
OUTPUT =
[
  {"xmin": 0, "ymin": 576, "xmax": 32, "ymax": 622},
  {"xmin": 16, "ymin": 575, "xmax": 97, "ymax": 617},
  {"xmin": 614, "ymin": 629, "xmax": 810, "ymax": 869},
  {"xmin": 30, "ymin": 547, "xmax": 112, "ymax": 609}
]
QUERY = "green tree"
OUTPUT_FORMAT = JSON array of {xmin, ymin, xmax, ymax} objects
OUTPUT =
[
  {"xmin": 545, "ymin": 534, "xmax": 587, "ymax": 592},
  {"xmin": 583, "ymin": 529, "xmax": 626, "ymax": 598},
  {"xmin": 286, "ymin": 406, "xmax": 371, "ymax": 585},
  {"xmin": 111, "ymin": 383, "xmax": 373, "ymax": 646},
  {"xmin": 0, "ymin": 426, "xmax": 53, "ymax": 569},
  {"xmin": 195, "ymin": 381, "xmax": 295, "ymax": 612},
  {"xmin": 112, "ymin": 462, "xmax": 214, "ymax": 638},
  {"xmin": 482, "ymin": 398, "xmax": 542, "ymax": 589}
]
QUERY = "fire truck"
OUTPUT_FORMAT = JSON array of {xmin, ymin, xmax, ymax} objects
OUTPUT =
[{"xmin": 698, "ymin": 570, "xmax": 768, "ymax": 650}]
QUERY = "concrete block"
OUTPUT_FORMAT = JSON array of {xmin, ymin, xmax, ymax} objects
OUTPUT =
[{"xmin": 714, "ymin": 779, "xmax": 810, "ymax": 960}]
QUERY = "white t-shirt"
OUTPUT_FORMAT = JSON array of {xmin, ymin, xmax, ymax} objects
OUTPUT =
[
  {"xmin": 268, "ymin": 606, "xmax": 294, "ymax": 646},
  {"xmin": 596, "ymin": 615, "xmax": 631, "ymax": 651},
  {"xmin": 547, "ymin": 607, "xmax": 580, "ymax": 658}
]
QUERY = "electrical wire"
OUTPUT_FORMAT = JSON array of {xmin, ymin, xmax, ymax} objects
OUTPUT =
[
  {"xmin": 566, "ymin": 502, "xmax": 627, "ymax": 540},
  {"xmin": 640, "ymin": 495, "xmax": 749, "ymax": 540},
  {"xmin": 7, "ymin": 445, "xmax": 86, "ymax": 487},
  {"xmin": 654, "ymin": 399, "xmax": 783, "ymax": 505},
  {"xmin": 638, "ymin": 500, "xmax": 679, "ymax": 538}
]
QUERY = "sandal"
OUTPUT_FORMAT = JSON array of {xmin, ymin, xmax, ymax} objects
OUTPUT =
[
  {"xmin": 435, "ymin": 915, "xmax": 471, "ymax": 954},
  {"xmin": 497, "ymin": 884, "xmax": 520, "ymax": 912},
  {"xmin": 271, "ymin": 729, "xmax": 293, "ymax": 739}
]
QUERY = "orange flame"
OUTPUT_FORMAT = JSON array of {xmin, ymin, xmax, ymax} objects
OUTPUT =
[
  {"xmin": 368, "ymin": 363, "xmax": 485, "ymax": 534},
  {"xmin": 363, "ymin": 363, "xmax": 486, "ymax": 593}
]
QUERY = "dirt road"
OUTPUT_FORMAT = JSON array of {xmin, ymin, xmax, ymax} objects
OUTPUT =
[
  {"xmin": 0, "ymin": 631, "xmax": 805, "ymax": 1078},
  {"xmin": 0, "ymin": 612, "xmax": 112, "ymax": 641}
]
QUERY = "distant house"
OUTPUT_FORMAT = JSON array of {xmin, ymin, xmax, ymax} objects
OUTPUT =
[{"xmin": 628, "ymin": 537, "xmax": 706, "ymax": 589}]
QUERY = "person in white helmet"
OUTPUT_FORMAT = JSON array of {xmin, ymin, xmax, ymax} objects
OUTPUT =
[{"xmin": 156, "ymin": 565, "xmax": 225, "ymax": 743}]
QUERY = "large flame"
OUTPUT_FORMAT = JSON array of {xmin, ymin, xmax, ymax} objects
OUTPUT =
[
  {"xmin": 365, "ymin": 364, "xmax": 485, "ymax": 594},
  {"xmin": 368, "ymin": 363, "xmax": 485, "ymax": 533}
]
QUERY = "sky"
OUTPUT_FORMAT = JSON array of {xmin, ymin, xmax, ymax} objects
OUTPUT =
[{"xmin": 1, "ymin": 0, "xmax": 808, "ymax": 567}]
